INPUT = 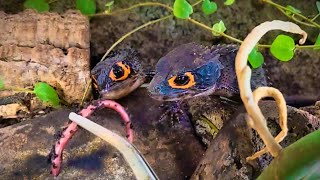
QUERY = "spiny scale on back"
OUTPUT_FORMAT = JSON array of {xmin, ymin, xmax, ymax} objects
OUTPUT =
[{"xmin": 148, "ymin": 42, "xmax": 267, "ymax": 101}]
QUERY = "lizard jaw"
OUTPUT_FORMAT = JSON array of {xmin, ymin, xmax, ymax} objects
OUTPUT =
[
  {"xmin": 149, "ymin": 93, "xmax": 194, "ymax": 101},
  {"xmin": 100, "ymin": 75, "xmax": 145, "ymax": 100}
]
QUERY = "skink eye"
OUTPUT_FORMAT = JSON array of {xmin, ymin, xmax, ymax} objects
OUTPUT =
[
  {"xmin": 109, "ymin": 61, "xmax": 131, "ymax": 81},
  {"xmin": 168, "ymin": 72, "xmax": 196, "ymax": 89}
]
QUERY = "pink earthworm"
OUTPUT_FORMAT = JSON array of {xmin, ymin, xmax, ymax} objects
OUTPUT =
[{"xmin": 49, "ymin": 100, "xmax": 133, "ymax": 177}]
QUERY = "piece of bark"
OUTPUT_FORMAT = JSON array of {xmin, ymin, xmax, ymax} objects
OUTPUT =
[
  {"xmin": 0, "ymin": 10, "xmax": 89, "ymax": 49},
  {"xmin": 191, "ymin": 101, "xmax": 320, "ymax": 179},
  {"xmin": 0, "ymin": 103, "xmax": 28, "ymax": 119},
  {"xmin": 0, "ymin": 10, "xmax": 90, "ymax": 104},
  {"xmin": 191, "ymin": 106, "xmax": 257, "ymax": 180},
  {"xmin": 300, "ymin": 101, "xmax": 320, "ymax": 119},
  {"xmin": 0, "ymin": 45, "xmax": 90, "ymax": 103}
]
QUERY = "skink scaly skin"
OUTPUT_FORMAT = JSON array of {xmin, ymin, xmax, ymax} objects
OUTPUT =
[
  {"xmin": 148, "ymin": 42, "xmax": 266, "ymax": 101},
  {"xmin": 148, "ymin": 42, "xmax": 267, "ymax": 145}
]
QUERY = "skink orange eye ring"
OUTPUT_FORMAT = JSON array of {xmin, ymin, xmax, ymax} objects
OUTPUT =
[
  {"xmin": 168, "ymin": 72, "xmax": 196, "ymax": 89},
  {"xmin": 109, "ymin": 61, "xmax": 131, "ymax": 81}
]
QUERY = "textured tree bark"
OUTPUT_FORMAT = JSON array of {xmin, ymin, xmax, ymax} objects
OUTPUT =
[
  {"xmin": 0, "ymin": 10, "xmax": 90, "ymax": 104},
  {"xmin": 191, "ymin": 101, "xmax": 320, "ymax": 179}
]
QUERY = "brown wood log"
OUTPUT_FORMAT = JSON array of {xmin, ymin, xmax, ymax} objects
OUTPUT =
[{"xmin": 0, "ymin": 10, "xmax": 90, "ymax": 104}]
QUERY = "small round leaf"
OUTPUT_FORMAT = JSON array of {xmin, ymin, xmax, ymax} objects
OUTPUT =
[
  {"xmin": 202, "ymin": 0, "xmax": 217, "ymax": 15},
  {"xmin": 248, "ymin": 47, "xmax": 264, "ymax": 68},
  {"xmin": 285, "ymin": 5, "xmax": 301, "ymax": 16},
  {"xmin": 314, "ymin": 33, "xmax": 320, "ymax": 50},
  {"xmin": 105, "ymin": 1, "xmax": 114, "ymax": 7},
  {"xmin": 212, "ymin": 20, "xmax": 226, "ymax": 36},
  {"xmin": 33, "ymin": 82, "xmax": 60, "ymax": 107},
  {"xmin": 76, "ymin": 0, "xmax": 96, "ymax": 15},
  {"xmin": 317, "ymin": 1, "xmax": 320, "ymax": 14},
  {"xmin": 270, "ymin": 35, "xmax": 295, "ymax": 62},
  {"xmin": 23, "ymin": 0, "xmax": 49, "ymax": 12},
  {"xmin": 173, "ymin": 0, "xmax": 193, "ymax": 19},
  {"xmin": 224, "ymin": 0, "xmax": 235, "ymax": 6}
]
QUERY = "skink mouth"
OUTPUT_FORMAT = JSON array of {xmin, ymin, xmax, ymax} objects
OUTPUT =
[
  {"xmin": 148, "ymin": 91, "xmax": 194, "ymax": 101},
  {"xmin": 100, "ymin": 75, "xmax": 145, "ymax": 100}
]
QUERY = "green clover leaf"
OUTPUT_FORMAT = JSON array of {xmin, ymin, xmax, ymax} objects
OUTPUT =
[
  {"xmin": 270, "ymin": 34, "xmax": 295, "ymax": 62},
  {"xmin": 173, "ymin": 0, "xmax": 193, "ymax": 19},
  {"xmin": 202, "ymin": 0, "xmax": 217, "ymax": 15},
  {"xmin": 23, "ymin": 0, "xmax": 49, "ymax": 12},
  {"xmin": 105, "ymin": 1, "xmax": 114, "ymax": 13},
  {"xmin": 248, "ymin": 47, "xmax": 264, "ymax": 68},
  {"xmin": 314, "ymin": 33, "xmax": 320, "ymax": 50},
  {"xmin": 285, "ymin": 5, "xmax": 301, "ymax": 16},
  {"xmin": 212, "ymin": 20, "xmax": 226, "ymax": 36},
  {"xmin": 76, "ymin": 0, "xmax": 96, "ymax": 15},
  {"xmin": 33, "ymin": 82, "xmax": 60, "ymax": 108},
  {"xmin": 224, "ymin": 0, "xmax": 235, "ymax": 6}
]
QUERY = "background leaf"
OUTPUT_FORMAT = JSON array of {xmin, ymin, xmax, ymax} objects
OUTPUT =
[
  {"xmin": 76, "ymin": 0, "xmax": 96, "ymax": 15},
  {"xmin": 23, "ymin": 0, "xmax": 49, "ymax": 12},
  {"xmin": 270, "ymin": 34, "xmax": 295, "ymax": 62},
  {"xmin": 285, "ymin": 5, "xmax": 301, "ymax": 15},
  {"xmin": 316, "ymin": 1, "xmax": 320, "ymax": 13},
  {"xmin": 258, "ymin": 130, "xmax": 320, "ymax": 179},
  {"xmin": 224, "ymin": 0, "xmax": 235, "ymax": 6},
  {"xmin": 173, "ymin": 0, "xmax": 193, "ymax": 19},
  {"xmin": 105, "ymin": 1, "xmax": 114, "ymax": 7},
  {"xmin": 33, "ymin": 82, "xmax": 60, "ymax": 107},
  {"xmin": 104, "ymin": 1, "xmax": 114, "ymax": 13},
  {"xmin": 248, "ymin": 47, "xmax": 264, "ymax": 68},
  {"xmin": 0, "ymin": 79, "xmax": 4, "ymax": 90},
  {"xmin": 314, "ymin": 33, "xmax": 320, "ymax": 50},
  {"xmin": 202, "ymin": 0, "xmax": 217, "ymax": 15},
  {"xmin": 212, "ymin": 20, "xmax": 226, "ymax": 36}
]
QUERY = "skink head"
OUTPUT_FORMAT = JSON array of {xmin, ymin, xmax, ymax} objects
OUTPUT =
[
  {"xmin": 148, "ymin": 43, "xmax": 224, "ymax": 101},
  {"xmin": 91, "ymin": 49, "xmax": 145, "ymax": 99}
]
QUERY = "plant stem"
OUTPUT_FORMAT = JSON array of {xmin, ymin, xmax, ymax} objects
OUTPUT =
[
  {"xmin": 92, "ymin": 0, "xmax": 318, "ymax": 61},
  {"xmin": 100, "ymin": 15, "xmax": 173, "ymax": 62},
  {"xmin": 221, "ymin": 32, "xmax": 243, "ymax": 44},
  {"xmin": 188, "ymin": 18, "xmax": 243, "ymax": 43},
  {"xmin": 192, "ymin": 0, "xmax": 203, "ymax": 7},
  {"xmin": 276, "ymin": 7, "xmax": 316, "ymax": 28},
  {"xmin": 80, "ymin": 79, "xmax": 92, "ymax": 106},
  {"xmin": 311, "ymin": 13, "xmax": 320, "ymax": 22},
  {"xmin": 296, "ymin": 44, "xmax": 320, "ymax": 49},
  {"xmin": 3, "ymin": 86, "xmax": 34, "ymax": 93},
  {"xmin": 292, "ymin": 15, "xmax": 316, "ymax": 27},
  {"xmin": 188, "ymin": 18, "xmax": 317, "ymax": 49},
  {"xmin": 263, "ymin": 0, "xmax": 320, "ymax": 29},
  {"xmin": 90, "ymin": 2, "xmax": 173, "ymax": 17}
]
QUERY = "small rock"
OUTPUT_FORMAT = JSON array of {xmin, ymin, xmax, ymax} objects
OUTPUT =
[
  {"xmin": 38, "ymin": 111, "xmax": 45, "ymax": 115},
  {"xmin": 0, "ymin": 103, "xmax": 29, "ymax": 119}
]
